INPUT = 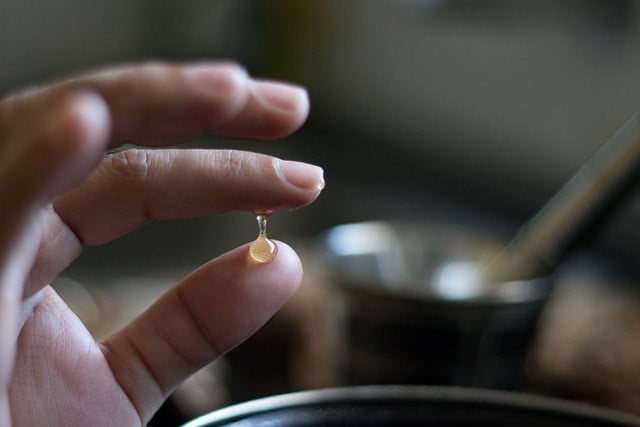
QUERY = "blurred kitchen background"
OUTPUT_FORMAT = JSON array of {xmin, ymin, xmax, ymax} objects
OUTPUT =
[{"xmin": 4, "ymin": 0, "xmax": 640, "ymax": 425}]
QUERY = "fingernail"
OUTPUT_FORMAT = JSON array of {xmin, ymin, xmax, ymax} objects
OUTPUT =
[
  {"xmin": 252, "ymin": 80, "xmax": 309, "ymax": 113},
  {"xmin": 279, "ymin": 160, "xmax": 325, "ymax": 191},
  {"xmin": 186, "ymin": 63, "xmax": 248, "ymax": 98}
]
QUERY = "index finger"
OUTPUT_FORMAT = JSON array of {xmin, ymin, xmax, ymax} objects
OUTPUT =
[{"xmin": 1, "ymin": 62, "xmax": 309, "ymax": 147}]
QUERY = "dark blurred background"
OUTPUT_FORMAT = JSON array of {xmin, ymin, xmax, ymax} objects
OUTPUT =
[{"xmin": 4, "ymin": 1, "xmax": 640, "ymax": 425}]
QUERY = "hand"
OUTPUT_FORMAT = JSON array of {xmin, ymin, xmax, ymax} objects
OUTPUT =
[{"xmin": 0, "ymin": 62, "xmax": 324, "ymax": 426}]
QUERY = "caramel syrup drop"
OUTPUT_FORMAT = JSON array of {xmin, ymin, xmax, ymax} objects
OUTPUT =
[{"xmin": 249, "ymin": 213, "xmax": 277, "ymax": 263}]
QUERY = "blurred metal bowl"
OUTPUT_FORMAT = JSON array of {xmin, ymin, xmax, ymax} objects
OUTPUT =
[{"xmin": 319, "ymin": 221, "xmax": 553, "ymax": 389}]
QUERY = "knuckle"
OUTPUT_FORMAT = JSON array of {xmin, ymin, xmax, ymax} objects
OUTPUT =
[
  {"xmin": 216, "ymin": 150, "xmax": 282, "ymax": 184},
  {"xmin": 108, "ymin": 148, "xmax": 151, "ymax": 180},
  {"xmin": 218, "ymin": 149, "xmax": 249, "ymax": 181}
]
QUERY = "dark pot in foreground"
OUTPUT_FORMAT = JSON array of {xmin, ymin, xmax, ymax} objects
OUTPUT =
[{"xmin": 182, "ymin": 385, "xmax": 640, "ymax": 427}]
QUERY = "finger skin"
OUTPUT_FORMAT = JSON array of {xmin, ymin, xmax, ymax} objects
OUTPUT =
[
  {"xmin": 101, "ymin": 241, "xmax": 302, "ymax": 423},
  {"xmin": 53, "ymin": 148, "xmax": 324, "ymax": 245},
  {"xmin": 9, "ymin": 287, "xmax": 140, "ymax": 427},
  {"xmin": 2, "ymin": 62, "xmax": 309, "ymax": 147}
]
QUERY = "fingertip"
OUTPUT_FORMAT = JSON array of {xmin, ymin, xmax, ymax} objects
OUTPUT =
[
  {"xmin": 213, "ymin": 79, "xmax": 310, "ymax": 140},
  {"xmin": 250, "ymin": 80, "xmax": 310, "ymax": 139},
  {"xmin": 230, "ymin": 239, "xmax": 303, "ymax": 301},
  {"xmin": 252, "ymin": 80, "xmax": 309, "ymax": 117},
  {"xmin": 37, "ymin": 91, "xmax": 110, "ymax": 171},
  {"xmin": 185, "ymin": 62, "xmax": 250, "ymax": 125},
  {"xmin": 71, "ymin": 91, "xmax": 111, "ymax": 143},
  {"xmin": 39, "ymin": 91, "xmax": 111, "ymax": 196},
  {"xmin": 250, "ymin": 240, "xmax": 304, "ymax": 295},
  {"xmin": 277, "ymin": 160, "xmax": 325, "ymax": 193},
  {"xmin": 0, "ymin": 90, "xmax": 112, "ymax": 205},
  {"xmin": 57, "ymin": 91, "xmax": 111, "ymax": 158},
  {"xmin": 187, "ymin": 240, "xmax": 303, "ymax": 308}
]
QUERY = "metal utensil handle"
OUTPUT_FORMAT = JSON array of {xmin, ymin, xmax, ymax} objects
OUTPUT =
[{"xmin": 487, "ymin": 112, "xmax": 640, "ymax": 282}]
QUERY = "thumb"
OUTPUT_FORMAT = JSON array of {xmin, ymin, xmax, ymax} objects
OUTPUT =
[{"xmin": 101, "ymin": 241, "xmax": 303, "ymax": 424}]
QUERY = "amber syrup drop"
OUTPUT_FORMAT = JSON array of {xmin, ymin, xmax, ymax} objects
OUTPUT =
[{"xmin": 249, "ymin": 213, "xmax": 277, "ymax": 263}]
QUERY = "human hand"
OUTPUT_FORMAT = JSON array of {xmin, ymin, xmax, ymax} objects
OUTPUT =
[{"xmin": 0, "ymin": 62, "xmax": 324, "ymax": 426}]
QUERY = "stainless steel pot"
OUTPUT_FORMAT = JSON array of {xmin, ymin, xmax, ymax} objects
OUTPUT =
[{"xmin": 320, "ymin": 221, "xmax": 552, "ymax": 389}]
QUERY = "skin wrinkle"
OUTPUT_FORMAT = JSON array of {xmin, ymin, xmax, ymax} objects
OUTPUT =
[
  {"xmin": 39, "ymin": 296, "xmax": 140, "ymax": 426},
  {"xmin": 151, "ymin": 152, "xmax": 198, "ymax": 220},
  {"xmin": 222, "ymin": 149, "xmax": 247, "ymax": 187},
  {"xmin": 12, "ymin": 292, "xmax": 75, "ymax": 423},
  {"xmin": 107, "ymin": 149, "xmax": 154, "ymax": 223},
  {"xmin": 220, "ymin": 149, "xmax": 248, "ymax": 212},
  {"xmin": 123, "ymin": 331, "xmax": 165, "ymax": 399},
  {"xmin": 133, "ymin": 288, "xmax": 219, "ymax": 400},
  {"xmin": 216, "ymin": 149, "xmax": 286, "ymax": 213},
  {"xmin": 59, "ymin": 345, "xmax": 100, "ymax": 424},
  {"xmin": 97, "ymin": 342, "xmax": 146, "ymax": 427},
  {"xmin": 37, "ymin": 296, "xmax": 72, "ymax": 356},
  {"xmin": 146, "ymin": 315, "xmax": 204, "ymax": 385},
  {"xmin": 108, "ymin": 149, "xmax": 150, "ymax": 180},
  {"xmin": 175, "ymin": 285, "xmax": 223, "ymax": 361}
]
